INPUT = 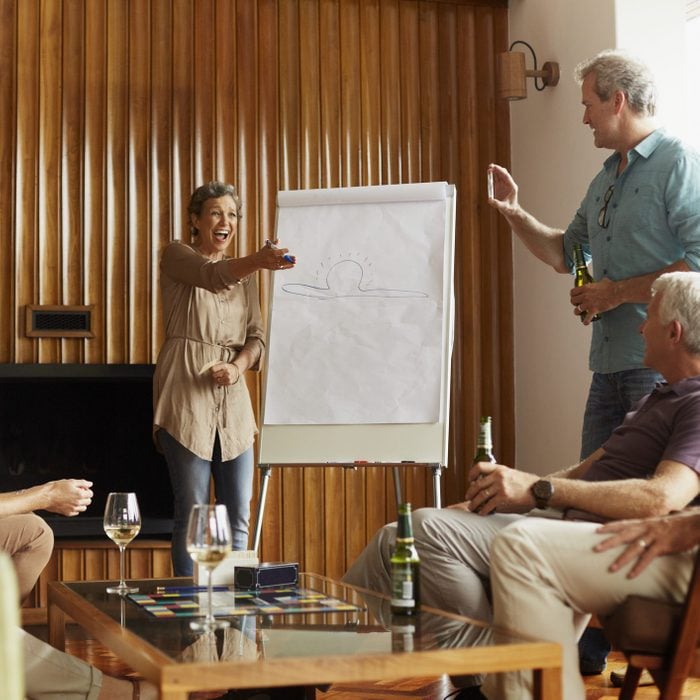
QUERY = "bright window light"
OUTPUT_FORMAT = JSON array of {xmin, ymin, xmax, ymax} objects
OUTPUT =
[{"xmin": 686, "ymin": 13, "xmax": 700, "ymax": 150}]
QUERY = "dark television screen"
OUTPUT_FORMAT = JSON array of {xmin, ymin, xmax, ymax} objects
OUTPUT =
[{"xmin": 0, "ymin": 364, "xmax": 173, "ymax": 536}]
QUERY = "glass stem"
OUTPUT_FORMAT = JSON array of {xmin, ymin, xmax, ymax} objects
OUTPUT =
[
  {"xmin": 119, "ymin": 544, "xmax": 126, "ymax": 587},
  {"xmin": 206, "ymin": 569, "xmax": 214, "ymax": 624}
]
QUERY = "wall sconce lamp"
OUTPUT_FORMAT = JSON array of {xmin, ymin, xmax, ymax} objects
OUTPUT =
[{"xmin": 497, "ymin": 40, "xmax": 560, "ymax": 100}]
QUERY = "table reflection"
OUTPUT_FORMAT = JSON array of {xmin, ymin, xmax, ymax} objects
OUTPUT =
[{"xmin": 178, "ymin": 616, "xmax": 258, "ymax": 663}]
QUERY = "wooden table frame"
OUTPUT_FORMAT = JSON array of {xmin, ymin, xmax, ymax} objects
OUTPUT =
[{"xmin": 48, "ymin": 577, "xmax": 562, "ymax": 700}]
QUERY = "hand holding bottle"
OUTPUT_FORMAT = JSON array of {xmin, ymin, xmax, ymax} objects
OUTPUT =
[
  {"xmin": 466, "ymin": 415, "xmax": 497, "ymax": 499},
  {"xmin": 570, "ymin": 275, "xmax": 619, "ymax": 324},
  {"xmin": 571, "ymin": 243, "xmax": 600, "ymax": 323},
  {"xmin": 460, "ymin": 462, "xmax": 540, "ymax": 516}
]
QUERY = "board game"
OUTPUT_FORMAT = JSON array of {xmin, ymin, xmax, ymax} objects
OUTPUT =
[{"xmin": 129, "ymin": 586, "xmax": 363, "ymax": 619}]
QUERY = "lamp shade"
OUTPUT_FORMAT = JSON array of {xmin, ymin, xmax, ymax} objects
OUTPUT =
[{"xmin": 497, "ymin": 51, "xmax": 527, "ymax": 100}]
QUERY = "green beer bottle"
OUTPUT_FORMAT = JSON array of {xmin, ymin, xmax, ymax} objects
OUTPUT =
[
  {"xmin": 572, "ymin": 243, "xmax": 600, "ymax": 323},
  {"xmin": 390, "ymin": 503, "xmax": 420, "ymax": 615},
  {"xmin": 473, "ymin": 416, "xmax": 496, "ymax": 465}
]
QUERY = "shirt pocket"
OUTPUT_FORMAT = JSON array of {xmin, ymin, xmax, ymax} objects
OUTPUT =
[{"xmin": 617, "ymin": 183, "xmax": 668, "ymax": 243}]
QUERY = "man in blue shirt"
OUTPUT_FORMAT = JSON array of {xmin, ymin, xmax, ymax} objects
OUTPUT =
[{"xmin": 488, "ymin": 49, "xmax": 700, "ymax": 675}]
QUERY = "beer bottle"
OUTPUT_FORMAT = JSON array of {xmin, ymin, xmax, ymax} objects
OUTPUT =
[
  {"xmin": 473, "ymin": 416, "xmax": 496, "ymax": 465},
  {"xmin": 573, "ymin": 243, "xmax": 600, "ymax": 322},
  {"xmin": 390, "ymin": 503, "xmax": 420, "ymax": 615}
]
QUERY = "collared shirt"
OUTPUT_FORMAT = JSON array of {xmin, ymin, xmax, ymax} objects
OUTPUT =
[
  {"xmin": 583, "ymin": 375, "xmax": 700, "ymax": 502},
  {"xmin": 563, "ymin": 129, "xmax": 700, "ymax": 373},
  {"xmin": 153, "ymin": 241, "xmax": 266, "ymax": 461}
]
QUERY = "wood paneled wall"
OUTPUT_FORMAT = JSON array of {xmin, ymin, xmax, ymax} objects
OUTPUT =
[
  {"xmin": 1, "ymin": 0, "xmax": 512, "ymax": 580},
  {"xmin": 22, "ymin": 539, "xmax": 173, "ymax": 622}
]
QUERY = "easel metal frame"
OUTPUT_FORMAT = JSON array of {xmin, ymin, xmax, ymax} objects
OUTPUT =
[{"xmin": 251, "ymin": 462, "xmax": 443, "ymax": 553}]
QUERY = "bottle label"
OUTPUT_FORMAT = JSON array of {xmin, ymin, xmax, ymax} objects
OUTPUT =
[
  {"xmin": 476, "ymin": 418, "xmax": 493, "ymax": 451},
  {"xmin": 391, "ymin": 563, "xmax": 416, "ymax": 607}
]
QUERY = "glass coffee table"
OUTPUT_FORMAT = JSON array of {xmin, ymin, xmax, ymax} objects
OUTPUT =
[{"xmin": 48, "ymin": 573, "xmax": 561, "ymax": 699}]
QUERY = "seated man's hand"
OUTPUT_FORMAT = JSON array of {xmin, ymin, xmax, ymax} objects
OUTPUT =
[
  {"xmin": 594, "ymin": 509, "xmax": 700, "ymax": 578},
  {"xmin": 43, "ymin": 479, "xmax": 94, "ymax": 517},
  {"xmin": 455, "ymin": 462, "xmax": 539, "ymax": 515}
]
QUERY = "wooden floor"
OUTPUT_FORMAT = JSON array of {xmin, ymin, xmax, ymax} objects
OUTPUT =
[{"xmin": 31, "ymin": 624, "xmax": 700, "ymax": 699}]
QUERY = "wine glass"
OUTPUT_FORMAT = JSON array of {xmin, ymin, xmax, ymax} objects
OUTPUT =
[
  {"xmin": 103, "ymin": 492, "xmax": 141, "ymax": 594},
  {"xmin": 186, "ymin": 504, "xmax": 232, "ymax": 631}
]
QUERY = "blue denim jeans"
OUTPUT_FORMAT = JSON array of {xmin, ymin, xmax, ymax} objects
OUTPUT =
[
  {"xmin": 580, "ymin": 368, "xmax": 662, "ymax": 460},
  {"xmin": 157, "ymin": 429, "xmax": 255, "ymax": 576}
]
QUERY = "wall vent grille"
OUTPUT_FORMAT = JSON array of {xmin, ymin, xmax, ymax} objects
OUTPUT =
[{"xmin": 25, "ymin": 305, "xmax": 95, "ymax": 338}]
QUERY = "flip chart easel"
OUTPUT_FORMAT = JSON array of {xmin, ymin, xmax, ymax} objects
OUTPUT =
[{"xmin": 251, "ymin": 182, "xmax": 456, "ymax": 551}]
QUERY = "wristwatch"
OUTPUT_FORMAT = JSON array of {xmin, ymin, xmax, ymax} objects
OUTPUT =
[{"xmin": 531, "ymin": 479, "xmax": 554, "ymax": 509}]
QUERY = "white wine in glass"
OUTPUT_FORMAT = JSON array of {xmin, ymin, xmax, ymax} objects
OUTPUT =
[
  {"xmin": 186, "ymin": 504, "xmax": 232, "ymax": 631},
  {"xmin": 104, "ymin": 492, "xmax": 141, "ymax": 594}
]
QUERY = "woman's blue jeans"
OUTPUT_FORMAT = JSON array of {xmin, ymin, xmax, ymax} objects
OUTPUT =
[{"xmin": 157, "ymin": 429, "xmax": 254, "ymax": 576}]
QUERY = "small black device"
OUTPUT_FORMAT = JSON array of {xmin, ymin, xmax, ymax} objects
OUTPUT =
[{"xmin": 234, "ymin": 562, "xmax": 299, "ymax": 589}]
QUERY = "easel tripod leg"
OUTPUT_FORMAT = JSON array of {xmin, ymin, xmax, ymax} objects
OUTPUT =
[
  {"xmin": 252, "ymin": 465, "xmax": 272, "ymax": 554},
  {"xmin": 431, "ymin": 464, "xmax": 443, "ymax": 508},
  {"xmin": 392, "ymin": 466, "xmax": 403, "ymax": 507}
]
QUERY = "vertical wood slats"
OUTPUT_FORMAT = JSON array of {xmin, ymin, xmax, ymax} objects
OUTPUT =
[
  {"xmin": 0, "ymin": 3, "xmax": 15, "ymax": 361},
  {"xmin": 61, "ymin": 0, "xmax": 86, "ymax": 365},
  {"xmin": 1, "ymin": 0, "xmax": 511, "ymax": 581},
  {"xmin": 15, "ymin": 0, "xmax": 40, "ymax": 362}
]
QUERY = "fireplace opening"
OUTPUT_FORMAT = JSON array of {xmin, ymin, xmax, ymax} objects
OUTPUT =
[{"xmin": 0, "ymin": 364, "xmax": 173, "ymax": 538}]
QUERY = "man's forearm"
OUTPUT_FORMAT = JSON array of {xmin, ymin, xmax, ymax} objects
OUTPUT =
[
  {"xmin": 609, "ymin": 259, "xmax": 690, "ymax": 305},
  {"xmin": 549, "ymin": 475, "xmax": 691, "ymax": 520},
  {"xmin": 0, "ymin": 485, "xmax": 50, "ymax": 518},
  {"xmin": 503, "ymin": 207, "xmax": 568, "ymax": 273}
]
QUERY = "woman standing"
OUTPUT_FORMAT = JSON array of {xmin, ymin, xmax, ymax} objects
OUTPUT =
[{"xmin": 154, "ymin": 181, "xmax": 294, "ymax": 576}]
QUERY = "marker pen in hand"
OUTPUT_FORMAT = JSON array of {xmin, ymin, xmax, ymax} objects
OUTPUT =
[{"xmin": 265, "ymin": 239, "xmax": 296, "ymax": 264}]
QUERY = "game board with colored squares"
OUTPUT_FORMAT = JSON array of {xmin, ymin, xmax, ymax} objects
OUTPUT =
[{"xmin": 129, "ymin": 586, "xmax": 364, "ymax": 619}]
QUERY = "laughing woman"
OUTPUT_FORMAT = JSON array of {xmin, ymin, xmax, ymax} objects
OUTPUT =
[{"xmin": 153, "ymin": 181, "xmax": 295, "ymax": 576}]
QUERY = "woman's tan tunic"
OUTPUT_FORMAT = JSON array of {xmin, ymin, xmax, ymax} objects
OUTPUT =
[{"xmin": 153, "ymin": 241, "xmax": 265, "ymax": 461}]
